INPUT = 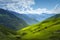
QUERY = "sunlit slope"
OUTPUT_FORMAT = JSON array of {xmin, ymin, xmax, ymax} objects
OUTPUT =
[{"xmin": 17, "ymin": 14, "xmax": 60, "ymax": 40}]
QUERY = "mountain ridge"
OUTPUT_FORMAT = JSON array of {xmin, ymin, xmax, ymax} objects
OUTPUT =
[{"xmin": 0, "ymin": 8, "xmax": 28, "ymax": 30}]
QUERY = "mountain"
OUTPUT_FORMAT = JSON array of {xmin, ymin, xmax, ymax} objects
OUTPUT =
[
  {"xmin": 0, "ymin": 8, "xmax": 28, "ymax": 40},
  {"xmin": 25, "ymin": 14, "xmax": 54, "ymax": 24},
  {"xmin": 0, "ymin": 8, "xmax": 54, "ymax": 30},
  {"xmin": 17, "ymin": 14, "xmax": 60, "ymax": 40},
  {"xmin": 0, "ymin": 8, "xmax": 28, "ymax": 30},
  {"xmin": 12, "ymin": 13, "xmax": 38, "ymax": 25},
  {"xmin": 0, "ymin": 8, "xmax": 59, "ymax": 40},
  {"xmin": 12, "ymin": 13, "xmax": 54, "ymax": 25}
]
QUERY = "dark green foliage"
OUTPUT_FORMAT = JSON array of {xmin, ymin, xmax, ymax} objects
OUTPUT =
[
  {"xmin": 49, "ymin": 31, "xmax": 60, "ymax": 40},
  {"xmin": 0, "ymin": 25, "xmax": 15, "ymax": 40}
]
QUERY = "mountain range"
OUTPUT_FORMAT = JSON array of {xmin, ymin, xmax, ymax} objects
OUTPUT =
[
  {"xmin": 0, "ymin": 8, "xmax": 54, "ymax": 30},
  {"xmin": 0, "ymin": 8, "xmax": 60, "ymax": 40},
  {"xmin": 0, "ymin": 8, "xmax": 28, "ymax": 30}
]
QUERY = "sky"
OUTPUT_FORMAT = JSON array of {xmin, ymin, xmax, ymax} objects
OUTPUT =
[{"xmin": 0, "ymin": 0, "xmax": 60, "ymax": 14}]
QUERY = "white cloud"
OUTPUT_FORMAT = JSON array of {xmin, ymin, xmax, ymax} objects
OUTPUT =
[
  {"xmin": 52, "ymin": 4, "xmax": 60, "ymax": 13},
  {"xmin": 0, "ymin": 0, "xmax": 60, "ymax": 14}
]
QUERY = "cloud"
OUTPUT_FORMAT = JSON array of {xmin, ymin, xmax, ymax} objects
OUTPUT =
[
  {"xmin": 51, "ymin": 4, "xmax": 60, "ymax": 13},
  {"xmin": 19, "ymin": 8, "xmax": 53, "ymax": 14},
  {"xmin": 0, "ymin": 0, "xmax": 35, "ymax": 13},
  {"xmin": 0, "ymin": 0, "xmax": 60, "ymax": 14}
]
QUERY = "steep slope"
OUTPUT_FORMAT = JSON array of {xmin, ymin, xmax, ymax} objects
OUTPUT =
[
  {"xmin": 0, "ymin": 25, "xmax": 17, "ymax": 40},
  {"xmin": 0, "ymin": 8, "xmax": 28, "ymax": 30},
  {"xmin": 12, "ymin": 13, "xmax": 38, "ymax": 25},
  {"xmin": 17, "ymin": 14, "xmax": 60, "ymax": 40},
  {"xmin": 13, "ymin": 13, "xmax": 54, "ymax": 25}
]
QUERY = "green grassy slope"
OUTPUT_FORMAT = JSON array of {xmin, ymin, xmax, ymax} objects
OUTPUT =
[
  {"xmin": 0, "ymin": 25, "xmax": 23, "ymax": 40},
  {"xmin": 17, "ymin": 14, "xmax": 60, "ymax": 40},
  {"xmin": 0, "ymin": 8, "xmax": 28, "ymax": 40},
  {"xmin": 0, "ymin": 25, "xmax": 20, "ymax": 40}
]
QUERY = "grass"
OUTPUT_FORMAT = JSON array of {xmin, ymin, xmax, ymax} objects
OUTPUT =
[
  {"xmin": 17, "ymin": 14, "xmax": 60, "ymax": 40},
  {"xmin": 0, "ymin": 14, "xmax": 60, "ymax": 40}
]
